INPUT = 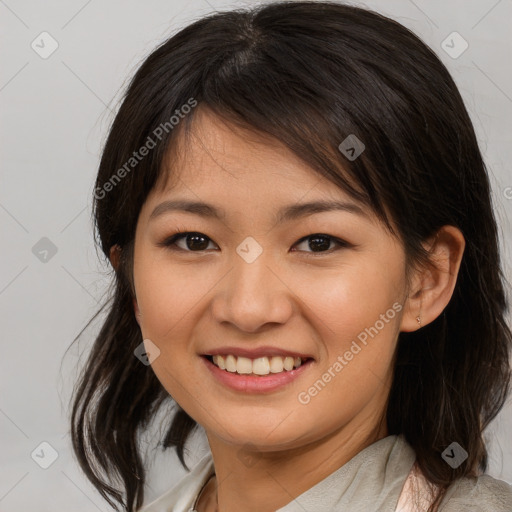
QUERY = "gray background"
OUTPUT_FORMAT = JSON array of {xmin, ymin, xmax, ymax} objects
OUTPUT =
[{"xmin": 1, "ymin": 0, "xmax": 511, "ymax": 510}]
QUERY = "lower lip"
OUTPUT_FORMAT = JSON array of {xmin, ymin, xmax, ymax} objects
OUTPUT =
[{"xmin": 202, "ymin": 356, "xmax": 313, "ymax": 393}]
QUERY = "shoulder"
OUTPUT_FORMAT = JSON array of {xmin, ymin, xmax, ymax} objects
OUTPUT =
[
  {"xmin": 397, "ymin": 462, "xmax": 512, "ymax": 512},
  {"xmin": 396, "ymin": 461, "xmax": 439, "ymax": 512},
  {"xmin": 138, "ymin": 452, "xmax": 214, "ymax": 512},
  {"xmin": 438, "ymin": 473, "xmax": 512, "ymax": 512}
]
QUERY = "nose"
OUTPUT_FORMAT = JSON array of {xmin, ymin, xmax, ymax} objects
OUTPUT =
[{"xmin": 210, "ymin": 249, "xmax": 294, "ymax": 333}]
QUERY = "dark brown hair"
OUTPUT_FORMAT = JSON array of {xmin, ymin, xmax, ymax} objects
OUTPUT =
[{"xmin": 68, "ymin": 2, "xmax": 512, "ymax": 511}]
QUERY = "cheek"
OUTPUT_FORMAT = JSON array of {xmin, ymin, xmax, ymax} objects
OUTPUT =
[
  {"xmin": 297, "ymin": 259, "xmax": 403, "ymax": 339},
  {"xmin": 293, "ymin": 269, "xmax": 402, "ymax": 434},
  {"xmin": 295, "ymin": 258, "xmax": 404, "ymax": 405},
  {"xmin": 133, "ymin": 254, "xmax": 213, "ymax": 340},
  {"xmin": 134, "ymin": 261, "xmax": 202, "ymax": 404}
]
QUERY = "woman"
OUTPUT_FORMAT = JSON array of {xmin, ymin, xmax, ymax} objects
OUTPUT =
[{"xmin": 69, "ymin": 2, "xmax": 512, "ymax": 511}]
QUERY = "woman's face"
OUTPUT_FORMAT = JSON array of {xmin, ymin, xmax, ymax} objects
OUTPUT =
[{"xmin": 132, "ymin": 108, "xmax": 410, "ymax": 451}]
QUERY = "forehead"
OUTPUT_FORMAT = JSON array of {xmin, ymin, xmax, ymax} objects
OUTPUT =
[{"xmin": 153, "ymin": 107, "xmax": 359, "ymax": 206}]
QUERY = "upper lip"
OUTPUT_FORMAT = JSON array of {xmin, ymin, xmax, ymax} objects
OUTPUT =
[{"xmin": 202, "ymin": 345, "xmax": 314, "ymax": 360}]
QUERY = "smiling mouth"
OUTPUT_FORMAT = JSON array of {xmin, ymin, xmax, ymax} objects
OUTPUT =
[{"xmin": 203, "ymin": 354, "xmax": 312, "ymax": 376}]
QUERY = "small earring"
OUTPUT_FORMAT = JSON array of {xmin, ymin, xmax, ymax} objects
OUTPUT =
[{"xmin": 416, "ymin": 315, "xmax": 421, "ymax": 327}]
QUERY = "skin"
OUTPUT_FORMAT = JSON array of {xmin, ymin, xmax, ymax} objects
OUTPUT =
[{"xmin": 110, "ymin": 107, "xmax": 465, "ymax": 512}]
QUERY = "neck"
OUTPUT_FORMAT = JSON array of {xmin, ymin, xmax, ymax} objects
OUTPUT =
[
  {"xmin": 196, "ymin": 474, "xmax": 218, "ymax": 512},
  {"xmin": 203, "ymin": 412, "xmax": 388, "ymax": 512}
]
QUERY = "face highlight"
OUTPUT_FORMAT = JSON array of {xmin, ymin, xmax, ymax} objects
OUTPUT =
[{"xmin": 131, "ymin": 108, "xmax": 410, "ymax": 452}]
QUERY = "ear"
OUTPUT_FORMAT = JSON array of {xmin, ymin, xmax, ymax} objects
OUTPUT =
[
  {"xmin": 133, "ymin": 298, "xmax": 142, "ymax": 326},
  {"xmin": 109, "ymin": 244, "xmax": 142, "ymax": 325},
  {"xmin": 400, "ymin": 225, "xmax": 465, "ymax": 332},
  {"xmin": 109, "ymin": 244, "xmax": 121, "ymax": 271}
]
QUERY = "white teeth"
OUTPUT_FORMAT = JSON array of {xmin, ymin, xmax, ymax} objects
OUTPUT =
[
  {"xmin": 236, "ymin": 356, "xmax": 253, "ymax": 374},
  {"xmin": 210, "ymin": 354, "xmax": 306, "ymax": 375},
  {"xmin": 269, "ymin": 356, "xmax": 284, "ymax": 373},
  {"xmin": 252, "ymin": 357, "xmax": 270, "ymax": 375},
  {"xmin": 225, "ymin": 354, "xmax": 237, "ymax": 373},
  {"xmin": 283, "ymin": 356, "xmax": 294, "ymax": 371}
]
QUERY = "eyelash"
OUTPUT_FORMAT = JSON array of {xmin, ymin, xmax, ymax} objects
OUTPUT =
[{"xmin": 157, "ymin": 228, "xmax": 352, "ymax": 256}]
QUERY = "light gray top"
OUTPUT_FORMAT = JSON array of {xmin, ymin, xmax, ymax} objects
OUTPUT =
[{"xmin": 138, "ymin": 434, "xmax": 512, "ymax": 511}]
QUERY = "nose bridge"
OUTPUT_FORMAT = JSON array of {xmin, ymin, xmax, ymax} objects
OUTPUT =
[
  {"xmin": 233, "ymin": 245, "xmax": 270, "ymax": 295},
  {"xmin": 231, "ymin": 234, "xmax": 272, "ymax": 286},
  {"xmin": 212, "ymin": 237, "xmax": 292, "ymax": 332}
]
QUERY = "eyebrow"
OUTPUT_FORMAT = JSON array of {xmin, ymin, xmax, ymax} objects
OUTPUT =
[{"xmin": 149, "ymin": 199, "xmax": 368, "ymax": 224}]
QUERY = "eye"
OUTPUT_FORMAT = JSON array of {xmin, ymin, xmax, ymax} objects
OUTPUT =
[
  {"xmin": 158, "ymin": 230, "xmax": 351, "ymax": 255},
  {"xmin": 158, "ymin": 230, "xmax": 218, "ymax": 252},
  {"xmin": 291, "ymin": 233, "xmax": 351, "ymax": 254}
]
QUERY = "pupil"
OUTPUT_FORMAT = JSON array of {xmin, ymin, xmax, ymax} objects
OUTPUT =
[
  {"xmin": 309, "ymin": 235, "xmax": 330, "ymax": 251},
  {"xmin": 187, "ymin": 233, "xmax": 209, "ymax": 251}
]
